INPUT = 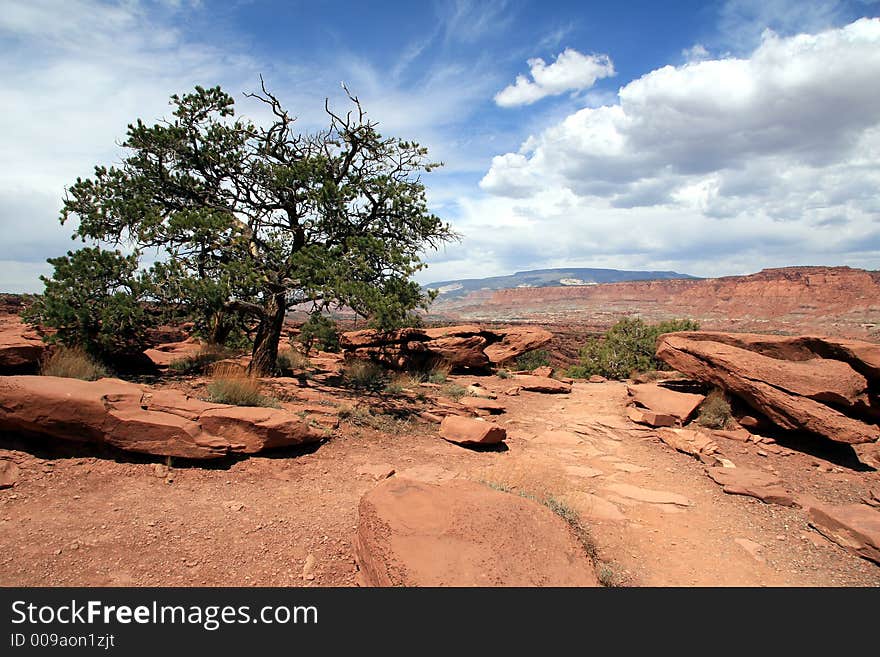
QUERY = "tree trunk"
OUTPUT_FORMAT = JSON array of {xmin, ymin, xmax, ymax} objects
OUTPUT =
[
  {"xmin": 249, "ymin": 293, "xmax": 286, "ymax": 376},
  {"xmin": 209, "ymin": 310, "xmax": 232, "ymax": 346}
]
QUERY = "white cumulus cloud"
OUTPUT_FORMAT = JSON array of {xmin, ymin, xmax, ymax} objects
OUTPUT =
[{"xmin": 494, "ymin": 48, "xmax": 616, "ymax": 107}]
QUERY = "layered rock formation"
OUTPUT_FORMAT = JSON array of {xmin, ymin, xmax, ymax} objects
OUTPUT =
[
  {"xmin": 0, "ymin": 376, "xmax": 322, "ymax": 459},
  {"xmin": 340, "ymin": 324, "xmax": 552, "ymax": 369},
  {"xmin": 656, "ymin": 331, "xmax": 880, "ymax": 446},
  {"xmin": 433, "ymin": 266, "xmax": 880, "ymax": 339}
]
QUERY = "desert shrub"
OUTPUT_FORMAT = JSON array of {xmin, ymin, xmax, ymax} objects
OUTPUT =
[
  {"xmin": 297, "ymin": 313, "xmax": 340, "ymax": 354},
  {"xmin": 277, "ymin": 348, "xmax": 311, "ymax": 374},
  {"xmin": 514, "ymin": 349, "xmax": 551, "ymax": 371},
  {"xmin": 169, "ymin": 345, "xmax": 232, "ymax": 374},
  {"xmin": 574, "ymin": 317, "xmax": 700, "ymax": 380},
  {"xmin": 342, "ymin": 359, "xmax": 388, "ymax": 391},
  {"xmin": 496, "ymin": 368, "xmax": 511, "ymax": 379},
  {"xmin": 441, "ymin": 382, "xmax": 467, "ymax": 400},
  {"xmin": 696, "ymin": 389, "xmax": 733, "ymax": 429},
  {"xmin": 564, "ymin": 364, "xmax": 591, "ymax": 379},
  {"xmin": 40, "ymin": 346, "xmax": 109, "ymax": 381},
  {"xmin": 426, "ymin": 360, "xmax": 452, "ymax": 384},
  {"xmin": 206, "ymin": 364, "xmax": 279, "ymax": 407}
]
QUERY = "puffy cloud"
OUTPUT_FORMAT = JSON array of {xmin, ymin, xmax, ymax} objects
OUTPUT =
[
  {"xmin": 495, "ymin": 48, "xmax": 616, "ymax": 107},
  {"xmin": 471, "ymin": 19, "xmax": 880, "ymax": 277}
]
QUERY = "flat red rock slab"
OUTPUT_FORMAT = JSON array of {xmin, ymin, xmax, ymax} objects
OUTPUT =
[
  {"xmin": 706, "ymin": 467, "xmax": 796, "ymax": 507},
  {"xmin": 355, "ymin": 477, "xmax": 599, "ymax": 586},
  {"xmin": 627, "ymin": 383, "xmax": 705, "ymax": 422},
  {"xmin": 807, "ymin": 503, "xmax": 880, "ymax": 564}
]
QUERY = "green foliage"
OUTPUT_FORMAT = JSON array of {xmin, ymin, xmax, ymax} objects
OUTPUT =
[
  {"xmin": 574, "ymin": 317, "xmax": 700, "ymax": 380},
  {"xmin": 57, "ymin": 83, "xmax": 458, "ymax": 374},
  {"xmin": 697, "ymin": 389, "xmax": 733, "ymax": 429},
  {"xmin": 514, "ymin": 348, "xmax": 551, "ymax": 371},
  {"xmin": 297, "ymin": 313, "xmax": 340, "ymax": 354},
  {"xmin": 40, "ymin": 346, "xmax": 109, "ymax": 381},
  {"xmin": 496, "ymin": 368, "xmax": 511, "ymax": 379},
  {"xmin": 22, "ymin": 247, "xmax": 155, "ymax": 359}
]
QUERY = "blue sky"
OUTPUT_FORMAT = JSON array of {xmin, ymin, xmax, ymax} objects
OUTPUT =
[{"xmin": 1, "ymin": 0, "xmax": 880, "ymax": 292}]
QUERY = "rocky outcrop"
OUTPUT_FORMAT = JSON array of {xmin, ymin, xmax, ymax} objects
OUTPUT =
[
  {"xmin": 439, "ymin": 415, "xmax": 506, "ymax": 446},
  {"xmin": 656, "ymin": 428, "xmax": 721, "ymax": 465},
  {"xmin": 656, "ymin": 332, "xmax": 879, "ymax": 445},
  {"xmin": 143, "ymin": 337, "xmax": 203, "ymax": 368},
  {"xmin": 0, "ymin": 315, "xmax": 45, "ymax": 374},
  {"xmin": 626, "ymin": 407, "xmax": 676, "ymax": 428},
  {"xmin": 340, "ymin": 324, "xmax": 552, "ymax": 370},
  {"xmin": 627, "ymin": 383, "xmax": 705, "ymax": 422},
  {"xmin": 354, "ymin": 477, "xmax": 599, "ymax": 586},
  {"xmin": 0, "ymin": 376, "xmax": 322, "ymax": 459}
]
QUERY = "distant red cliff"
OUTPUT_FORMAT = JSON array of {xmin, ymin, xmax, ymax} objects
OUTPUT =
[{"xmin": 431, "ymin": 266, "xmax": 880, "ymax": 340}]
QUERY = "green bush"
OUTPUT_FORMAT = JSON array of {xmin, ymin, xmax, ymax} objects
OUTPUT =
[
  {"xmin": 297, "ymin": 314, "xmax": 340, "ymax": 354},
  {"xmin": 514, "ymin": 349, "xmax": 551, "ymax": 371},
  {"xmin": 573, "ymin": 317, "xmax": 699, "ymax": 380},
  {"xmin": 22, "ymin": 247, "xmax": 156, "ymax": 360}
]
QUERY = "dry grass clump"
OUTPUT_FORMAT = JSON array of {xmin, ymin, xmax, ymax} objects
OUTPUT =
[
  {"xmin": 426, "ymin": 360, "xmax": 452, "ymax": 384},
  {"xmin": 342, "ymin": 358, "xmax": 387, "ymax": 391},
  {"xmin": 169, "ymin": 344, "xmax": 232, "ymax": 374},
  {"xmin": 696, "ymin": 389, "xmax": 733, "ymax": 429},
  {"xmin": 277, "ymin": 348, "xmax": 311, "ymax": 373},
  {"xmin": 206, "ymin": 362, "xmax": 279, "ymax": 408},
  {"xmin": 40, "ymin": 346, "xmax": 109, "ymax": 381}
]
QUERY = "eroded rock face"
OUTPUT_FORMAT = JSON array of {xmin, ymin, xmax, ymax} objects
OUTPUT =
[
  {"xmin": 0, "ymin": 315, "xmax": 45, "ymax": 374},
  {"xmin": 354, "ymin": 477, "xmax": 599, "ymax": 586},
  {"xmin": 340, "ymin": 325, "xmax": 552, "ymax": 370},
  {"xmin": 0, "ymin": 376, "xmax": 322, "ymax": 459},
  {"xmin": 656, "ymin": 332, "xmax": 880, "ymax": 445},
  {"xmin": 143, "ymin": 337, "xmax": 203, "ymax": 369}
]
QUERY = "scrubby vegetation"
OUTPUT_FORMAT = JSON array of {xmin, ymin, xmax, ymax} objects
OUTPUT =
[
  {"xmin": 40, "ymin": 346, "xmax": 109, "ymax": 381},
  {"xmin": 566, "ymin": 317, "xmax": 699, "ymax": 380},
  {"xmin": 514, "ymin": 349, "xmax": 551, "ymax": 371},
  {"xmin": 297, "ymin": 314, "xmax": 340, "ymax": 354},
  {"xmin": 342, "ymin": 359, "xmax": 388, "ymax": 391},
  {"xmin": 169, "ymin": 345, "xmax": 235, "ymax": 374},
  {"xmin": 276, "ymin": 349, "xmax": 311, "ymax": 374},
  {"xmin": 205, "ymin": 364, "xmax": 279, "ymax": 407},
  {"xmin": 696, "ymin": 389, "xmax": 733, "ymax": 429}
]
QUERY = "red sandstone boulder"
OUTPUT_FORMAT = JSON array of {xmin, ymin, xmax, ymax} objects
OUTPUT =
[
  {"xmin": 626, "ymin": 407, "xmax": 676, "ymax": 428},
  {"xmin": 656, "ymin": 332, "xmax": 879, "ymax": 445},
  {"xmin": 0, "ymin": 459, "xmax": 19, "ymax": 489},
  {"xmin": 627, "ymin": 383, "xmax": 705, "ymax": 422},
  {"xmin": 513, "ymin": 374, "xmax": 572, "ymax": 394},
  {"xmin": 354, "ymin": 477, "xmax": 599, "ymax": 586},
  {"xmin": 0, "ymin": 376, "xmax": 322, "ymax": 459},
  {"xmin": 439, "ymin": 415, "xmax": 506, "ymax": 446},
  {"xmin": 807, "ymin": 502, "xmax": 880, "ymax": 564},
  {"xmin": 0, "ymin": 315, "xmax": 45, "ymax": 373},
  {"xmin": 340, "ymin": 325, "xmax": 552, "ymax": 370},
  {"xmin": 143, "ymin": 337, "xmax": 203, "ymax": 368}
]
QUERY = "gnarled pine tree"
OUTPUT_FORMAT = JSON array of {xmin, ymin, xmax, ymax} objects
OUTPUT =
[{"xmin": 61, "ymin": 81, "xmax": 456, "ymax": 374}]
